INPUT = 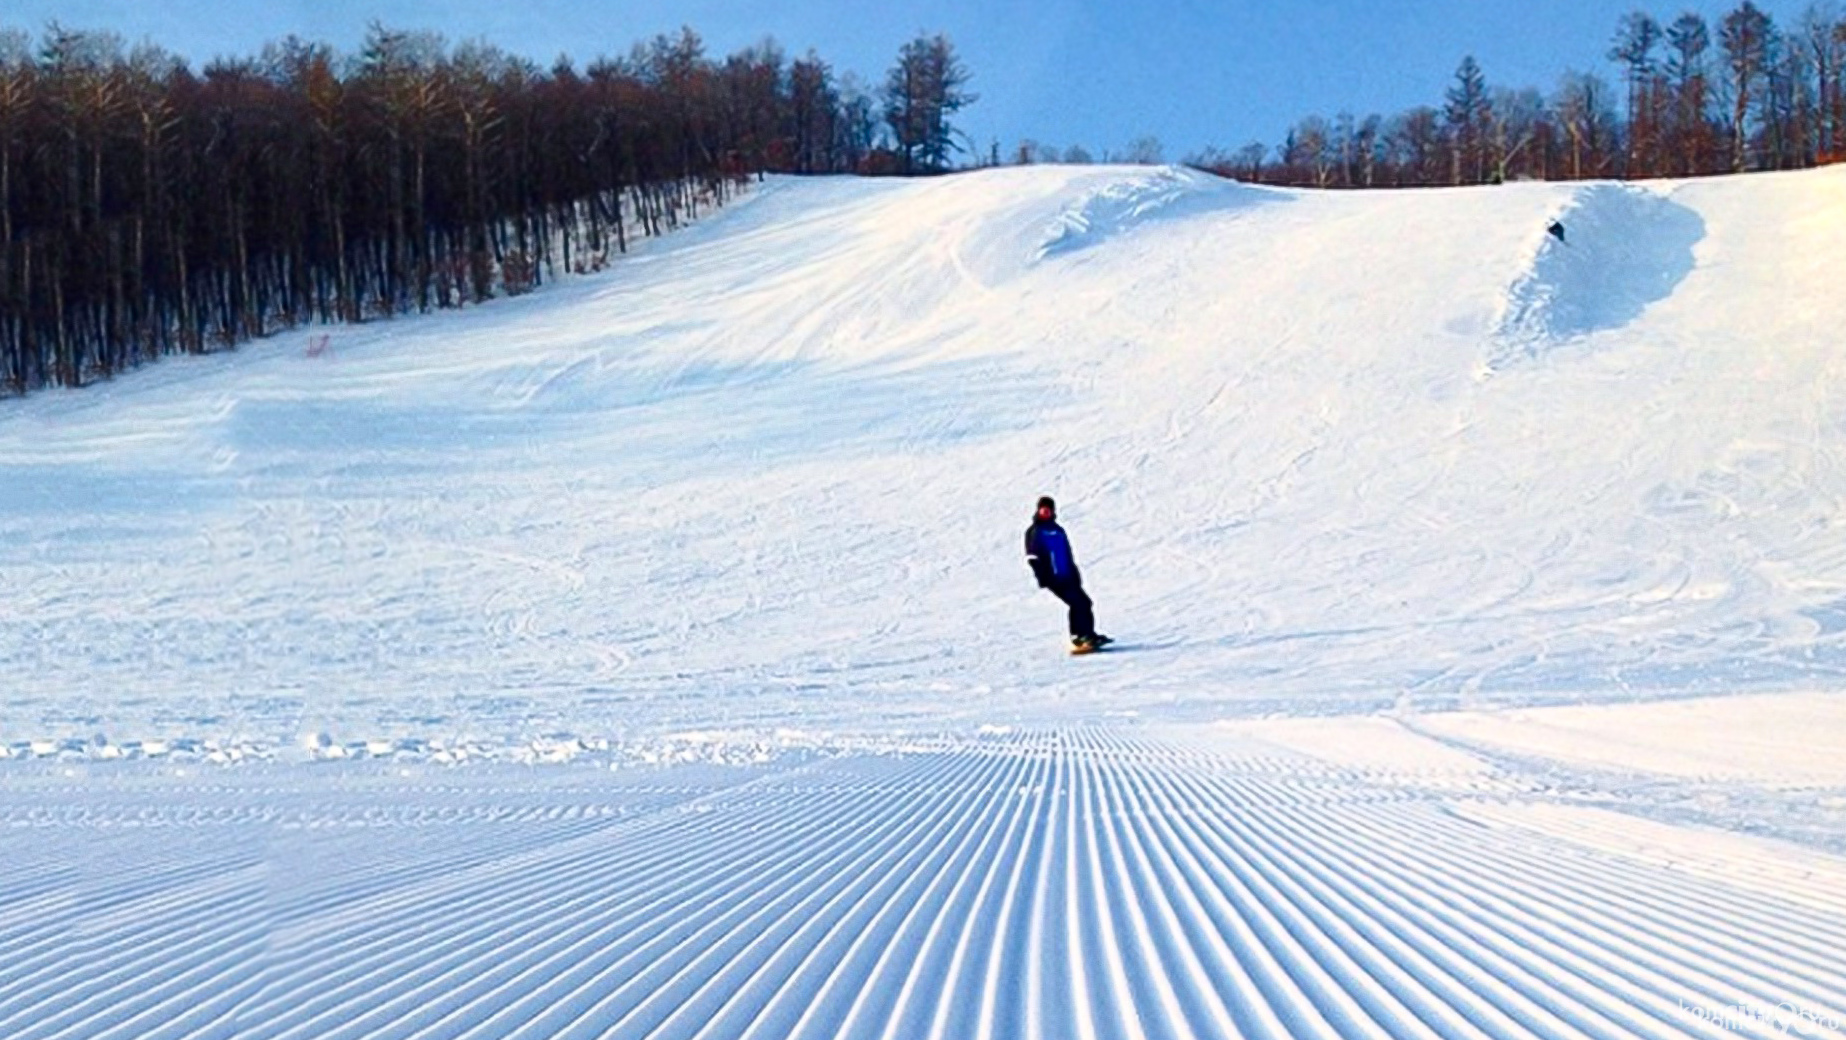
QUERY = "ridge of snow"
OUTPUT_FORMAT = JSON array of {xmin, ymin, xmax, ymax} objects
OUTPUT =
[
  {"xmin": 1034, "ymin": 164, "xmax": 1272, "ymax": 260},
  {"xmin": 1489, "ymin": 181, "xmax": 1704, "ymax": 367}
]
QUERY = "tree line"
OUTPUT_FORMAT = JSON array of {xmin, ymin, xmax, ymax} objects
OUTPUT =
[
  {"xmin": 0, "ymin": 23, "xmax": 973, "ymax": 395},
  {"xmin": 1233, "ymin": 1, "xmax": 1843, "ymax": 186},
  {"xmin": 1015, "ymin": 2, "xmax": 1843, "ymax": 188}
]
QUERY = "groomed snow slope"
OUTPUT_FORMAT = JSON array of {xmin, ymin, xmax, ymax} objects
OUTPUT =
[
  {"xmin": 4, "ymin": 164, "xmax": 1846, "ymax": 752},
  {"xmin": 5, "ymin": 166, "xmax": 1846, "ymax": 1038},
  {"xmin": 6, "ymin": 729, "xmax": 1846, "ymax": 1040}
]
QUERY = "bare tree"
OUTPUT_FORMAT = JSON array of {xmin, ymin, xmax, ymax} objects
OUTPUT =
[
  {"xmin": 1666, "ymin": 13, "xmax": 1716, "ymax": 173},
  {"xmin": 1721, "ymin": 1, "xmax": 1776, "ymax": 170},
  {"xmin": 1489, "ymin": 87, "xmax": 1548, "ymax": 180},
  {"xmin": 1556, "ymin": 70, "xmax": 1618, "ymax": 178},
  {"xmin": 1386, "ymin": 106, "xmax": 1446, "ymax": 185},
  {"xmin": 789, "ymin": 51, "xmax": 838, "ymax": 174},
  {"xmin": 1610, "ymin": 12, "xmax": 1664, "ymax": 174},
  {"xmin": 1283, "ymin": 117, "xmax": 1334, "ymax": 185},
  {"xmin": 0, "ymin": 30, "xmax": 36, "ymax": 388},
  {"xmin": 1333, "ymin": 111, "xmax": 1356, "ymax": 186},
  {"xmin": 1835, "ymin": 17, "xmax": 1846, "ymax": 158},
  {"xmin": 1764, "ymin": 25, "xmax": 1816, "ymax": 167},
  {"xmin": 1797, "ymin": 3, "xmax": 1842, "ymax": 158},
  {"xmin": 834, "ymin": 72, "xmax": 878, "ymax": 172},
  {"xmin": 1353, "ymin": 113, "xmax": 1382, "ymax": 186}
]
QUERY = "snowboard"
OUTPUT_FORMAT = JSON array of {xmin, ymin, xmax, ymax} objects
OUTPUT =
[{"xmin": 1069, "ymin": 635, "xmax": 1114, "ymax": 655}]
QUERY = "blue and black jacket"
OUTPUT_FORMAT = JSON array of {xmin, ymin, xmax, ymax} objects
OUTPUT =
[{"xmin": 1025, "ymin": 519, "xmax": 1080, "ymax": 588}]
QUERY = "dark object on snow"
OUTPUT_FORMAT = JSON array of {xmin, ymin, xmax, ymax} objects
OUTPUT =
[
  {"xmin": 1025, "ymin": 497, "xmax": 1107, "ymax": 649},
  {"xmin": 1547, "ymin": 220, "xmax": 1567, "ymax": 244}
]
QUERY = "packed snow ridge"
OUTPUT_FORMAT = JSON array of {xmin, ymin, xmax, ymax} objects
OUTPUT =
[
  {"xmin": 1490, "ymin": 183, "xmax": 1705, "ymax": 366},
  {"xmin": 1035, "ymin": 165, "xmax": 1274, "ymax": 259}
]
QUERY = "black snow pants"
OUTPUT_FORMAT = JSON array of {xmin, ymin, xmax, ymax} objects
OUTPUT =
[{"xmin": 1046, "ymin": 578, "xmax": 1095, "ymax": 639}]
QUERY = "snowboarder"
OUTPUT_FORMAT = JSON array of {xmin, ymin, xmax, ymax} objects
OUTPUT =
[{"xmin": 1025, "ymin": 496, "xmax": 1111, "ymax": 653}]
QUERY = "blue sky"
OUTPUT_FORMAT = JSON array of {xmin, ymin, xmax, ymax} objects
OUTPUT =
[{"xmin": 2, "ymin": 0, "xmax": 1829, "ymax": 160}]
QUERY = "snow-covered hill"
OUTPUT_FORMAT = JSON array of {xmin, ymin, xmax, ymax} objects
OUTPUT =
[
  {"xmin": 4, "ymin": 164, "xmax": 1846, "ymax": 1039},
  {"xmin": 4, "ymin": 163, "xmax": 1844, "ymax": 751}
]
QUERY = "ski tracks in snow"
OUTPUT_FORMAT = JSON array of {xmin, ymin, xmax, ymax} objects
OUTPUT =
[{"xmin": 4, "ymin": 732, "xmax": 1843, "ymax": 1039}]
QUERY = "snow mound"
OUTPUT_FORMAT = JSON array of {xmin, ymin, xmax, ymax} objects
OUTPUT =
[
  {"xmin": 1490, "ymin": 183, "xmax": 1703, "ymax": 366},
  {"xmin": 1035, "ymin": 165, "xmax": 1271, "ymax": 259}
]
